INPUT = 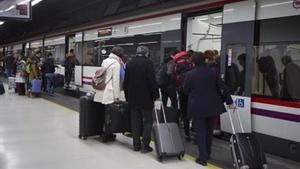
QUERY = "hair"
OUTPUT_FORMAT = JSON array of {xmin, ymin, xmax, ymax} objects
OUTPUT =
[
  {"xmin": 192, "ymin": 52, "xmax": 205, "ymax": 66},
  {"xmin": 47, "ymin": 53, "xmax": 53, "ymax": 58},
  {"xmin": 70, "ymin": 49, "xmax": 74, "ymax": 53},
  {"xmin": 171, "ymin": 49, "xmax": 179, "ymax": 57},
  {"xmin": 111, "ymin": 46, "xmax": 124, "ymax": 58},
  {"xmin": 204, "ymin": 50, "xmax": 215, "ymax": 62},
  {"xmin": 213, "ymin": 50, "xmax": 219, "ymax": 56},
  {"xmin": 136, "ymin": 46, "xmax": 150, "ymax": 57}
]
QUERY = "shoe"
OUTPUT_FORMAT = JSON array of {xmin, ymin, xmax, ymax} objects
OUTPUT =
[
  {"xmin": 196, "ymin": 158, "xmax": 207, "ymax": 166},
  {"xmin": 141, "ymin": 146, "xmax": 153, "ymax": 153},
  {"xmin": 133, "ymin": 146, "xmax": 141, "ymax": 152}
]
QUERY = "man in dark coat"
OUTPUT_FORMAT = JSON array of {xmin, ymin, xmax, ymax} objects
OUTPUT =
[
  {"xmin": 184, "ymin": 52, "xmax": 235, "ymax": 166},
  {"xmin": 124, "ymin": 46, "xmax": 159, "ymax": 153}
]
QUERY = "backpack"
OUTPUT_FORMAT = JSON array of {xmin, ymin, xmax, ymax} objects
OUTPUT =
[
  {"xmin": 156, "ymin": 64, "xmax": 168, "ymax": 87},
  {"xmin": 172, "ymin": 51, "xmax": 194, "ymax": 87},
  {"xmin": 92, "ymin": 62, "xmax": 114, "ymax": 90}
]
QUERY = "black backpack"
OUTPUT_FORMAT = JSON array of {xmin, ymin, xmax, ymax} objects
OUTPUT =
[
  {"xmin": 156, "ymin": 64, "xmax": 168, "ymax": 87},
  {"xmin": 173, "ymin": 52, "xmax": 194, "ymax": 87}
]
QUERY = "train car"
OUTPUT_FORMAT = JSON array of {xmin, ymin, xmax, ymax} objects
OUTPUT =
[{"xmin": 0, "ymin": 0, "xmax": 299, "ymax": 161}]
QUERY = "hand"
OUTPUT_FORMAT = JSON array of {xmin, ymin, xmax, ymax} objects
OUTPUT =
[
  {"xmin": 228, "ymin": 104, "xmax": 236, "ymax": 110},
  {"xmin": 114, "ymin": 98, "xmax": 120, "ymax": 102}
]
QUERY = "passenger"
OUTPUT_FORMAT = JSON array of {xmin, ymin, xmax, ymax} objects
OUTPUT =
[
  {"xmin": 204, "ymin": 50, "xmax": 216, "ymax": 67},
  {"xmin": 172, "ymin": 50, "xmax": 194, "ymax": 141},
  {"xmin": 124, "ymin": 46, "xmax": 159, "ymax": 153},
  {"xmin": 156, "ymin": 50, "xmax": 178, "ymax": 109},
  {"xmin": 25, "ymin": 57, "xmax": 39, "ymax": 96},
  {"xmin": 4, "ymin": 53, "xmax": 15, "ymax": 77},
  {"xmin": 183, "ymin": 52, "xmax": 235, "ymax": 166},
  {"xmin": 41, "ymin": 53, "xmax": 56, "ymax": 96},
  {"xmin": 15, "ymin": 55, "xmax": 26, "ymax": 83},
  {"xmin": 93, "ymin": 46, "xmax": 124, "ymax": 140},
  {"xmin": 64, "ymin": 49, "xmax": 78, "ymax": 88}
]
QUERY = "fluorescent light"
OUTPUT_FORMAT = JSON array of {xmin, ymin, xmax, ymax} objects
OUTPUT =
[
  {"xmin": 5, "ymin": 5, "xmax": 16, "ymax": 12},
  {"xmin": 261, "ymin": 1, "xmax": 292, "ymax": 8},
  {"xmin": 32, "ymin": 0, "xmax": 43, "ymax": 6},
  {"xmin": 129, "ymin": 22, "xmax": 162, "ymax": 29},
  {"xmin": 198, "ymin": 17, "xmax": 208, "ymax": 21},
  {"xmin": 0, "ymin": 21, "xmax": 4, "ymax": 25},
  {"xmin": 18, "ymin": 0, "xmax": 30, "ymax": 5},
  {"xmin": 213, "ymin": 16, "xmax": 222, "ymax": 19}
]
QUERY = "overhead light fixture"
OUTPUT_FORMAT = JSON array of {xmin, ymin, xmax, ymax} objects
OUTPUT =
[
  {"xmin": 213, "ymin": 16, "xmax": 222, "ymax": 19},
  {"xmin": 198, "ymin": 17, "xmax": 208, "ymax": 21},
  {"xmin": 32, "ymin": 0, "xmax": 43, "ymax": 6},
  {"xmin": 0, "ymin": 21, "xmax": 4, "ymax": 25}
]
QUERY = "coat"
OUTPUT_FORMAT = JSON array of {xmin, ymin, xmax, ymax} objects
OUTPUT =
[
  {"xmin": 183, "ymin": 64, "xmax": 233, "ymax": 119},
  {"xmin": 124, "ymin": 55, "xmax": 159, "ymax": 109},
  {"xmin": 94, "ymin": 53, "xmax": 121, "ymax": 105}
]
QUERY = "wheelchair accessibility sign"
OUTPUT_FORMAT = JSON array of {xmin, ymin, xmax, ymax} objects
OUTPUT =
[{"xmin": 235, "ymin": 98, "xmax": 245, "ymax": 108}]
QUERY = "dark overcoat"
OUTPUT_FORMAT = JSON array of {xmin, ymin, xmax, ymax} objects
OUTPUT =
[
  {"xmin": 183, "ymin": 64, "xmax": 233, "ymax": 119},
  {"xmin": 124, "ymin": 55, "xmax": 159, "ymax": 109}
]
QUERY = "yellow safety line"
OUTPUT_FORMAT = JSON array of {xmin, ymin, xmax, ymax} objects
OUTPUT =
[{"xmin": 43, "ymin": 98, "xmax": 223, "ymax": 169}]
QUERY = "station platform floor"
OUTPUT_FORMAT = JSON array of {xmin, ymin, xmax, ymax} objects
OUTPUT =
[{"xmin": 0, "ymin": 83, "xmax": 300, "ymax": 169}]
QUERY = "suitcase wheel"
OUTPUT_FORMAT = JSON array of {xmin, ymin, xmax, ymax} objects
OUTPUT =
[
  {"xmin": 177, "ymin": 153, "xmax": 184, "ymax": 160},
  {"xmin": 78, "ymin": 135, "xmax": 87, "ymax": 140},
  {"xmin": 158, "ymin": 155, "xmax": 164, "ymax": 162}
]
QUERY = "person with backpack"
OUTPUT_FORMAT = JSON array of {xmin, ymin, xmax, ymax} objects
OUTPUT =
[
  {"xmin": 156, "ymin": 54, "xmax": 178, "ymax": 109},
  {"xmin": 172, "ymin": 50, "xmax": 194, "ymax": 141},
  {"xmin": 93, "ymin": 46, "xmax": 125, "ymax": 140}
]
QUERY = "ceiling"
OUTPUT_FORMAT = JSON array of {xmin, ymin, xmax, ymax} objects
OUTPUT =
[{"xmin": 0, "ymin": 0, "xmax": 205, "ymax": 45}]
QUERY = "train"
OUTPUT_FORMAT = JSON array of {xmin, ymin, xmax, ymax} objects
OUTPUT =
[{"xmin": 1, "ymin": 0, "xmax": 299, "ymax": 161}]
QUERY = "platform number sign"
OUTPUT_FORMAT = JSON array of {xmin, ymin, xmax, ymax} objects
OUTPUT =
[
  {"xmin": 235, "ymin": 98, "xmax": 245, "ymax": 108},
  {"xmin": 294, "ymin": 0, "xmax": 300, "ymax": 9}
]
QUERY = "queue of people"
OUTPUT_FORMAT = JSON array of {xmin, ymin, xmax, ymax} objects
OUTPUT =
[{"xmin": 91, "ymin": 45, "xmax": 235, "ymax": 166}]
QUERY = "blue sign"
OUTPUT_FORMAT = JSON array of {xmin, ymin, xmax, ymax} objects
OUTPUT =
[{"xmin": 235, "ymin": 98, "xmax": 245, "ymax": 108}]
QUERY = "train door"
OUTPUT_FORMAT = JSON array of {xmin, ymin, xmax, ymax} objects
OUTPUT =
[
  {"xmin": 219, "ymin": 1, "xmax": 256, "ymax": 133},
  {"xmin": 66, "ymin": 34, "xmax": 77, "ymax": 87}
]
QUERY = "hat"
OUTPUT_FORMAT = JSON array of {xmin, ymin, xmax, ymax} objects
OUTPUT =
[{"xmin": 136, "ymin": 46, "xmax": 149, "ymax": 56}]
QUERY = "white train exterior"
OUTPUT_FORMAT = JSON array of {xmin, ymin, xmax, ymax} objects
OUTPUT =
[{"xmin": 1, "ymin": 0, "xmax": 299, "ymax": 161}]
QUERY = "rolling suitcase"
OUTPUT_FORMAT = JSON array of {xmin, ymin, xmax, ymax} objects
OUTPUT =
[
  {"xmin": 8, "ymin": 77, "xmax": 16, "ymax": 90},
  {"xmin": 54, "ymin": 74, "xmax": 64, "ymax": 88},
  {"xmin": 229, "ymin": 109, "xmax": 268, "ymax": 169},
  {"xmin": 31, "ymin": 79, "xmax": 42, "ymax": 94},
  {"xmin": 0, "ymin": 81, "xmax": 5, "ymax": 95},
  {"xmin": 79, "ymin": 95, "xmax": 105, "ymax": 140},
  {"xmin": 154, "ymin": 106, "xmax": 178, "ymax": 123},
  {"xmin": 153, "ymin": 102, "xmax": 185, "ymax": 162},
  {"xmin": 16, "ymin": 82, "xmax": 25, "ymax": 95},
  {"xmin": 103, "ymin": 101, "xmax": 131, "ymax": 136}
]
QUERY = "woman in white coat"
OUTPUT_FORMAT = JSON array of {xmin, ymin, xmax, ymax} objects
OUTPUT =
[
  {"xmin": 94, "ymin": 47, "xmax": 124, "ymax": 141},
  {"xmin": 94, "ymin": 47, "xmax": 124, "ymax": 104}
]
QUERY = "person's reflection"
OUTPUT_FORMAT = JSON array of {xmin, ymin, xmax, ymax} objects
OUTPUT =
[
  {"xmin": 225, "ymin": 55, "xmax": 240, "ymax": 95},
  {"xmin": 237, "ymin": 54, "xmax": 246, "ymax": 95},
  {"xmin": 257, "ymin": 56, "xmax": 279, "ymax": 97},
  {"xmin": 281, "ymin": 55, "xmax": 300, "ymax": 99}
]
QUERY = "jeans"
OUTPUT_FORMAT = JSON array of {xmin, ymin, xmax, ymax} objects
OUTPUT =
[
  {"xmin": 130, "ymin": 108, "xmax": 153, "ymax": 148},
  {"xmin": 178, "ymin": 89, "xmax": 190, "ymax": 137},
  {"xmin": 5, "ymin": 68, "xmax": 13, "ymax": 77},
  {"xmin": 45, "ymin": 73, "xmax": 54, "ymax": 94}
]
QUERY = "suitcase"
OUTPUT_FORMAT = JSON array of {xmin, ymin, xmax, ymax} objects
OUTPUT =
[
  {"xmin": 54, "ymin": 74, "xmax": 64, "ymax": 88},
  {"xmin": 103, "ymin": 101, "xmax": 131, "ymax": 135},
  {"xmin": 8, "ymin": 77, "xmax": 16, "ymax": 90},
  {"xmin": 31, "ymin": 79, "xmax": 42, "ymax": 93},
  {"xmin": 153, "ymin": 101, "xmax": 185, "ymax": 162},
  {"xmin": 16, "ymin": 82, "xmax": 25, "ymax": 95},
  {"xmin": 154, "ymin": 106, "xmax": 178, "ymax": 123},
  {"xmin": 0, "ymin": 81, "xmax": 5, "ymax": 95},
  {"xmin": 79, "ymin": 95, "xmax": 105, "ymax": 140},
  {"xmin": 229, "ymin": 109, "xmax": 268, "ymax": 169}
]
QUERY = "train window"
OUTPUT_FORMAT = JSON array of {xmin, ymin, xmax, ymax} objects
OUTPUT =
[
  {"xmin": 252, "ymin": 43, "xmax": 300, "ymax": 101},
  {"xmin": 225, "ymin": 44, "xmax": 247, "ymax": 96},
  {"xmin": 44, "ymin": 44, "xmax": 65, "ymax": 65}
]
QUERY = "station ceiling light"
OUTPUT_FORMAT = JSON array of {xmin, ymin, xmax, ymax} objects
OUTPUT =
[
  {"xmin": 32, "ymin": 0, "xmax": 43, "ymax": 6},
  {"xmin": 0, "ymin": 21, "xmax": 5, "ymax": 26}
]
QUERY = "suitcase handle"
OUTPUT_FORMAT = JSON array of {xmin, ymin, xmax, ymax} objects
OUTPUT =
[
  {"xmin": 228, "ymin": 108, "xmax": 245, "ymax": 134},
  {"xmin": 154, "ymin": 89, "xmax": 168, "ymax": 125}
]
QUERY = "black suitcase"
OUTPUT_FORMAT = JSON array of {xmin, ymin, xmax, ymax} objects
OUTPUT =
[
  {"xmin": 229, "ymin": 109, "xmax": 268, "ymax": 169},
  {"xmin": 153, "ymin": 102, "xmax": 185, "ymax": 162},
  {"xmin": 0, "ymin": 81, "xmax": 5, "ymax": 95},
  {"xmin": 79, "ymin": 95, "xmax": 105, "ymax": 140},
  {"xmin": 154, "ymin": 106, "xmax": 178, "ymax": 123},
  {"xmin": 16, "ymin": 82, "xmax": 25, "ymax": 95},
  {"xmin": 103, "ymin": 101, "xmax": 131, "ymax": 136}
]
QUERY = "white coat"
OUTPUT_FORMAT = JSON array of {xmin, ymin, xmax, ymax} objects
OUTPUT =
[{"xmin": 94, "ymin": 53, "xmax": 121, "ymax": 105}]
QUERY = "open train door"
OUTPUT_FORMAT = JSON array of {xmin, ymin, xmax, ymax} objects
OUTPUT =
[{"xmin": 220, "ymin": 1, "xmax": 257, "ymax": 133}]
